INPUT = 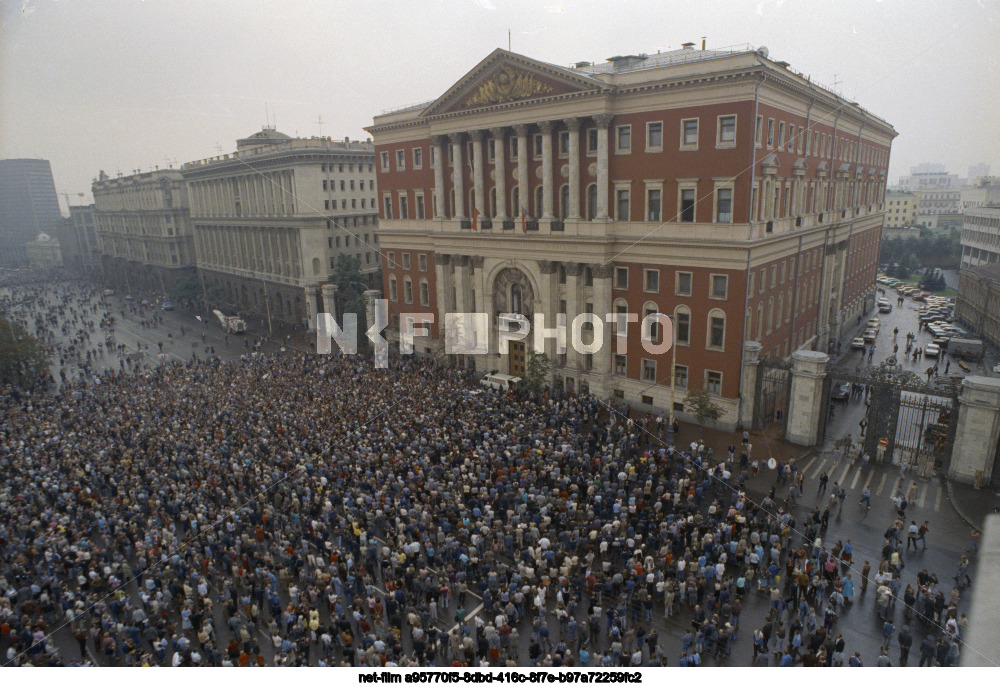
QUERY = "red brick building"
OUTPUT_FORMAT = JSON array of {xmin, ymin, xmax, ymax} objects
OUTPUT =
[{"xmin": 366, "ymin": 45, "xmax": 895, "ymax": 428}]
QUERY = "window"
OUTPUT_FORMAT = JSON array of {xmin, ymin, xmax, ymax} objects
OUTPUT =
[
  {"xmin": 418, "ymin": 253, "xmax": 427, "ymax": 271},
  {"xmin": 559, "ymin": 131, "xmax": 570, "ymax": 155},
  {"xmin": 767, "ymin": 119, "xmax": 775, "ymax": 148},
  {"xmin": 614, "ymin": 267, "xmax": 628, "ymax": 289},
  {"xmin": 679, "ymin": 188, "xmax": 696, "ymax": 222},
  {"xmin": 676, "ymin": 271, "xmax": 692, "ymax": 296},
  {"xmin": 413, "ymin": 148, "xmax": 423, "ymax": 169},
  {"xmin": 382, "ymin": 195, "xmax": 393, "ymax": 219},
  {"xmin": 612, "ymin": 301, "xmax": 628, "ymax": 336},
  {"xmin": 403, "ymin": 277, "xmax": 413, "ymax": 304},
  {"xmin": 718, "ymin": 115, "xmax": 737, "ymax": 146},
  {"xmin": 388, "ymin": 276, "xmax": 397, "ymax": 301},
  {"xmin": 647, "ymin": 188, "xmax": 661, "ymax": 221},
  {"xmin": 675, "ymin": 308, "xmax": 691, "ymax": 344},
  {"xmin": 674, "ymin": 365, "xmax": 688, "ymax": 389},
  {"xmin": 708, "ymin": 312, "xmax": 726, "ymax": 349},
  {"xmin": 419, "ymin": 280, "xmax": 429, "ymax": 307},
  {"xmin": 510, "ymin": 136, "xmax": 518, "ymax": 159},
  {"xmin": 558, "ymin": 265, "xmax": 567, "ymax": 284},
  {"xmin": 396, "ymin": 150, "xmax": 405, "ymax": 171},
  {"xmin": 416, "ymin": 195, "xmax": 425, "ymax": 219},
  {"xmin": 616, "ymin": 189, "xmax": 630, "ymax": 220},
  {"xmin": 644, "ymin": 269, "xmax": 659, "ymax": 292},
  {"xmin": 587, "ymin": 128, "xmax": 598, "ymax": 153},
  {"xmin": 614, "ymin": 354, "xmax": 627, "ymax": 375},
  {"xmin": 642, "ymin": 359, "xmax": 657, "ymax": 382},
  {"xmin": 533, "ymin": 133, "xmax": 543, "ymax": 157},
  {"xmin": 778, "ymin": 122, "xmax": 785, "ymax": 150},
  {"xmin": 646, "ymin": 122, "xmax": 663, "ymax": 150},
  {"xmin": 644, "ymin": 304, "xmax": 660, "ymax": 343},
  {"xmin": 587, "ymin": 184, "xmax": 598, "ymax": 220},
  {"xmin": 399, "ymin": 195, "xmax": 409, "ymax": 219},
  {"xmin": 710, "ymin": 274, "xmax": 728, "ymax": 299},
  {"xmin": 584, "ymin": 267, "xmax": 593, "ymax": 287},
  {"xmin": 487, "ymin": 139, "xmax": 495, "ymax": 163},
  {"xmin": 716, "ymin": 187, "xmax": 733, "ymax": 223},
  {"xmin": 380, "ymin": 151, "xmax": 389, "ymax": 171},
  {"xmin": 402, "ymin": 253, "xmax": 411, "ymax": 270},
  {"xmin": 755, "ymin": 115, "xmax": 763, "ymax": 147},
  {"xmin": 616, "ymin": 125, "xmax": 631, "ymax": 152},
  {"xmin": 681, "ymin": 119, "xmax": 699, "ymax": 148},
  {"xmin": 705, "ymin": 370, "xmax": 722, "ymax": 394}
]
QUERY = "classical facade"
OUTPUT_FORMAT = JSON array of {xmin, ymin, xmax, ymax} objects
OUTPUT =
[
  {"xmin": 366, "ymin": 46, "xmax": 894, "ymax": 427},
  {"xmin": 956, "ymin": 263, "xmax": 1000, "ymax": 350},
  {"xmin": 92, "ymin": 169, "xmax": 196, "ymax": 294},
  {"xmin": 181, "ymin": 129, "xmax": 378, "ymax": 328}
]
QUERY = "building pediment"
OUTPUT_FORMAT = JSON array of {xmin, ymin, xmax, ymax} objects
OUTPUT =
[{"xmin": 422, "ymin": 49, "xmax": 607, "ymax": 117}]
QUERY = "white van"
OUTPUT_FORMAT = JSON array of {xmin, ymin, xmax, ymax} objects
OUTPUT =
[{"xmin": 480, "ymin": 373, "xmax": 522, "ymax": 391}]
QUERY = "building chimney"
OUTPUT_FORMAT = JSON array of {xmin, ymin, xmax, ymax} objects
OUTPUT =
[
  {"xmin": 701, "ymin": 37, "xmax": 706, "ymax": 50},
  {"xmin": 682, "ymin": 42, "xmax": 695, "ymax": 49}
]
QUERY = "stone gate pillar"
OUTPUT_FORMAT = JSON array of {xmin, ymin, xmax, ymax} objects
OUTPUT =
[
  {"xmin": 785, "ymin": 350, "xmax": 830, "ymax": 446},
  {"xmin": 739, "ymin": 341, "xmax": 762, "ymax": 429},
  {"xmin": 321, "ymin": 284, "xmax": 337, "ymax": 318},
  {"xmin": 948, "ymin": 377, "xmax": 1000, "ymax": 485}
]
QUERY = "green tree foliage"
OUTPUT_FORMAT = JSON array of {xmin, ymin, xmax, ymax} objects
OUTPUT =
[
  {"xmin": 330, "ymin": 255, "xmax": 371, "ymax": 338},
  {"xmin": 522, "ymin": 351, "xmax": 551, "ymax": 395},
  {"xmin": 686, "ymin": 385, "xmax": 723, "ymax": 438},
  {"xmin": 0, "ymin": 318, "xmax": 49, "ymax": 390},
  {"xmin": 879, "ymin": 229, "xmax": 961, "ymax": 270}
]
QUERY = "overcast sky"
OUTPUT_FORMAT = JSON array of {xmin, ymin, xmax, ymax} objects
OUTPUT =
[{"xmin": 2, "ymin": 0, "xmax": 998, "ymax": 211}]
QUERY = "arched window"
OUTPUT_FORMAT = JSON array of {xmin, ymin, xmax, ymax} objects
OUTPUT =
[
  {"xmin": 560, "ymin": 185, "xmax": 570, "ymax": 219},
  {"xmin": 706, "ymin": 308, "xmax": 726, "ymax": 350},
  {"xmin": 776, "ymin": 294, "xmax": 784, "ymax": 329},
  {"xmin": 642, "ymin": 300, "xmax": 660, "ymax": 343},
  {"xmin": 767, "ymin": 297, "xmax": 774, "ymax": 334},
  {"xmin": 403, "ymin": 276, "xmax": 413, "ymax": 304},
  {"xmin": 534, "ymin": 185, "xmax": 544, "ymax": 218},
  {"xmin": 312, "ymin": 257, "xmax": 321, "ymax": 275},
  {"xmin": 786, "ymin": 289, "xmax": 793, "ymax": 322},
  {"xmin": 388, "ymin": 275, "xmax": 398, "ymax": 301},
  {"xmin": 587, "ymin": 184, "xmax": 598, "ymax": 220},
  {"xmin": 419, "ymin": 279, "xmax": 430, "ymax": 307},
  {"xmin": 612, "ymin": 297, "xmax": 629, "ymax": 337},
  {"xmin": 510, "ymin": 283, "xmax": 522, "ymax": 314}
]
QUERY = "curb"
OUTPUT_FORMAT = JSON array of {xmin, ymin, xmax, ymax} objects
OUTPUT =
[{"xmin": 945, "ymin": 477, "xmax": 984, "ymax": 530}]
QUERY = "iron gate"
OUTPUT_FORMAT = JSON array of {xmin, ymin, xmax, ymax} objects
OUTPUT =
[{"xmin": 753, "ymin": 357, "xmax": 792, "ymax": 434}]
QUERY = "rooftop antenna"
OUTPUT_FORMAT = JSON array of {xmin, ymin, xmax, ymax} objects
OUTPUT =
[
  {"xmin": 833, "ymin": 73, "xmax": 842, "ymax": 94},
  {"xmin": 508, "ymin": 29, "xmax": 511, "ymax": 51},
  {"xmin": 214, "ymin": 142, "xmax": 223, "ymax": 154},
  {"xmin": 265, "ymin": 102, "xmax": 270, "ymax": 129},
  {"xmin": 317, "ymin": 114, "xmax": 324, "ymax": 137}
]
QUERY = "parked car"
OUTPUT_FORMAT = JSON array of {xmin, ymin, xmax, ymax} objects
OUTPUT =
[
  {"xmin": 831, "ymin": 383, "xmax": 851, "ymax": 401},
  {"xmin": 924, "ymin": 343, "xmax": 940, "ymax": 357},
  {"xmin": 161, "ymin": 301, "xmax": 175, "ymax": 311},
  {"xmin": 863, "ymin": 329, "xmax": 877, "ymax": 343},
  {"xmin": 851, "ymin": 337, "xmax": 866, "ymax": 349}
]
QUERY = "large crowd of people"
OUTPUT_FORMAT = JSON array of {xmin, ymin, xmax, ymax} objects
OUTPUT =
[{"xmin": 0, "ymin": 277, "xmax": 976, "ymax": 667}]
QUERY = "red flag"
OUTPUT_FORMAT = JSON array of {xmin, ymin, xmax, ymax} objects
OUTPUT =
[
  {"xmin": 520, "ymin": 206, "xmax": 528, "ymax": 234},
  {"xmin": 472, "ymin": 207, "xmax": 480, "ymax": 231}
]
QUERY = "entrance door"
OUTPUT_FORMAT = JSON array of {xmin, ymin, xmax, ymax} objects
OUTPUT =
[{"xmin": 509, "ymin": 340, "xmax": 526, "ymax": 377}]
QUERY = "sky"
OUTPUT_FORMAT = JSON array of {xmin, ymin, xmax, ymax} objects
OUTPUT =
[{"xmin": 2, "ymin": 0, "xmax": 998, "ymax": 212}]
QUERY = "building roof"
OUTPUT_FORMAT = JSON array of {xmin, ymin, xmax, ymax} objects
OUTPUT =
[{"xmin": 574, "ymin": 45, "xmax": 753, "ymax": 75}]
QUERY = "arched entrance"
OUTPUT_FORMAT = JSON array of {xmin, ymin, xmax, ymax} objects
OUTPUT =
[{"xmin": 492, "ymin": 267, "xmax": 535, "ymax": 378}]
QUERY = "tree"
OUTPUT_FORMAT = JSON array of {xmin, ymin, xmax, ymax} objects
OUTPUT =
[
  {"xmin": 685, "ymin": 385, "xmax": 724, "ymax": 438},
  {"xmin": 170, "ymin": 274, "xmax": 203, "ymax": 301},
  {"xmin": 330, "ymin": 255, "xmax": 369, "ymax": 339},
  {"xmin": 522, "ymin": 350, "xmax": 551, "ymax": 395},
  {"xmin": 0, "ymin": 318, "xmax": 49, "ymax": 390}
]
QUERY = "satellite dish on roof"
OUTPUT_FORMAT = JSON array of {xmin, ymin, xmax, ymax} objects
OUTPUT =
[{"xmin": 757, "ymin": 46, "xmax": 769, "ymax": 58}]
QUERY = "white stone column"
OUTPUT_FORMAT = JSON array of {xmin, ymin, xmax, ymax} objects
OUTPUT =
[
  {"xmin": 431, "ymin": 135, "xmax": 447, "ymax": 219},
  {"xmin": 592, "ymin": 264, "xmax": 613, "ymax": 374},
  {"xmin": 564, "ymin": 262, "xmax": 582, "ymax": 369},
  {"xmin": 564, "ymin": 117, "xmax": 581, "ymax": 219},
  {"xmin": 539, "ymin": 120, "xmax": 555, "ymax": 219},
  {"xmin": 948, "ymin": 377, "xmax": 1000, "ymax": 485},
  {"xmin": 434, "ymin": 253, "xmax": 451, "ymax": 317},
  {"xmin": 739, "ymin": 341, "xmax": 763, "ymax": 429},
  {"xmin": 490, "ymin": 127, "xmax": 507, "ymax": 220},
  {"xmin": 304, "ymin": 285, "xmax": 319, "ymax": 331},
  {"xmin": 321, "ymin": 283, "xmax": 337, "ymax": 317},
  {"xmin": 593, "ymin": 114, "xmax": 613, "ymax": 220},
  {"xmin": 514, "ymin": 124, "xmax": 530, "ymax": 218},
  {"xmin": 470, "ymin": 130, "xmax": 485, "ymax": 219},
  {"xmin": 785, "ymin": 350, "xmax": 829, "ymax": 446},
  {"xmin": 449, "ymin": 132, "xmax": 466, "ymax": 220},
  {"xmin": 453, "ymin": 256, "xmax": 470, "ymax": 313},
  {"xmin": 536, "ymin": 260, "xmax": 557, "ymax": 362}
]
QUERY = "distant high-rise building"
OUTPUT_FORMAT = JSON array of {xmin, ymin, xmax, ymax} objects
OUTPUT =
[
  {"xmin": 0, "ymin": 159, "xmax": 62, "ymax": 265},
  {"xmin": 968, "ymin": 163, "xmax": 991, "ymax": 183}
]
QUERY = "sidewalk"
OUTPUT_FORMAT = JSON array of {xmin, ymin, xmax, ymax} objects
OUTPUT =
[{"xmin": 946, "ymin": 479, "xmax": 1000, "ymax": 529}]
